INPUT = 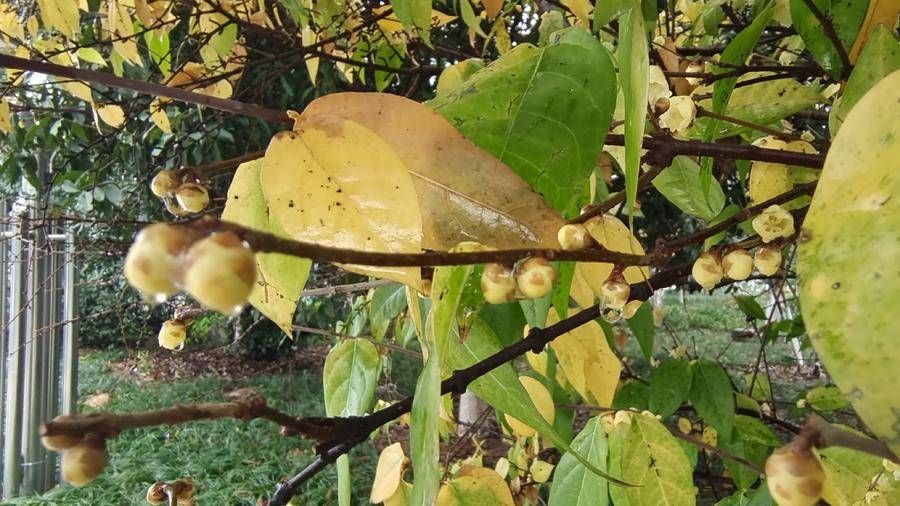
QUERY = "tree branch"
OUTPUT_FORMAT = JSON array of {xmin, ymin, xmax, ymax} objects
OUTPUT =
[
  {"xmin": 604, "ymin": 134, "xmax": 825, "ymax": 168},
  {"xmin": 0, "ymin": 54, "xmax": 293, "ymax": 125},
  {"xmin": 205, "ymin": 219, "xmax": 655, "ymax": 267},
  {"xmin": 798, "ymin": 0, "xmax": 852, "ymax": 77}
]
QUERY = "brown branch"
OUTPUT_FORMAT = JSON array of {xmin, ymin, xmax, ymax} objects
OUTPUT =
[
  {"xmin": 181, "ymin": 150, "xmax": 266, "ymax": 177},
  {"xmin": 0, "ymin": 54, "xmax": 292, "ymax": 125},
  {"xmin": 798, "ymin": 0, "xmax": 852, "ymax": 77},
  {"xmin": 603, "ymin": 134, "xmax": 825, "ymax": 168},
  {"xmin": 41, "ymin": 396, "xmax": 342, "ymax": 442},
  {"xmin": 205, "ymin": 219, "xmax": 654, "ymax": 267},
  {"xmin": 696, "ymin": 106, "xmax": 805, "ymax": 141},
  {"xmin": 299, "ymin": 279, "xmax": 397, "ymax": 297},
  {"xmin": 803, "ymin": 414, "xmax": 898, "ymax": 462}
]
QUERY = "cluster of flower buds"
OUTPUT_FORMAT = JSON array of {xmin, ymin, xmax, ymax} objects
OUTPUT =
[
  {"xmin": 765, "ymin": 442, "xmax": 826, "ymax": 506},
  {"xmin": 480, "ymin": 257, "xmax": 558, "ymax": 304},
  {"xmin": 692, "ymin": 245, "xmax": 783, "ymax": 290},
  {"xmin": 124, "ymin": 223, "xmax": 257, "ymax": 314},
  {"xmin": 41, "ymin": 421, "xmax": 108, "ymax": 487},
  {"xmin": 151, "ymin": 169, "xmax": 210, "ymax": 215}
]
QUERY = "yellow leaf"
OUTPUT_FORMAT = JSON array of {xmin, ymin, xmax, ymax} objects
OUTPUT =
[
  {"xmin": 504, "ymin": 376, "xmax": 555, "ymax": 438},
  {"xmin": 849, "ymin": 0, "xmax": 900, "ymax": 63},
  {"xmin": 298, "ymin": 93, "xmax": 565, "ymax": 251},
  {"xmin": 58, "ymin": 80, "xmax": 94, "ymax": 104},
  {"xmin": 530, "ymin": 459, "xmax": 554, "ymax": 483},
  {"xmin": 547, "ymin": 308, "xmax": 621, "ymax": 406},
  {"xmin": 149, "ymin": 98, "xmax": 171, "ymax": 134},
  {"xmin": 0, "ymin": 5, "xmax": 24, "ymax": 41},
  {"xmin": 370, "ymin": 442, "xmax": 406, "ymax": 503},
  {"xmin": 35, "ymin": 0, "xmax": 80, "ymax": 38},
  {"xmin": 0, "ymin": 99, "xmax": 11, "ymax": 134},
  {"xmin": 481, "ymin": 0, "xmax": 504, "ymax": 18},
  {"xmin": 96, "ymin": 104, "xmax": 126, "ymax": 128},
  {"xmin": 260, "ymin": 117, "xmax": 424, "ymax": 289},
  {"xmin": 436, "ymin": 467, "xmax": 515, "ymax": 506},
  {"xmin": 576, "ymin": 214, "xmax": 650, "ymax": 304},
  {"xmin": 113, "ymin": 39, "xmax": 143, "ymax": 67},
  {"xmin": 301, "ymin": 27, "xmax": 319, "ymax": 83},
  {"xmin": 383, "ymin": 480, "xmax": 412, "ymax": 506},
  {"xmin": 221, "ymin": 160, "xmax": 311, "ymax": 336},
  {"xmin": 560, "ymin": 0, "xmax": 593, "ymax": 26},
  {"xmin": 76, "ymin": 47, "xmax": 107, "ymax": 67}
]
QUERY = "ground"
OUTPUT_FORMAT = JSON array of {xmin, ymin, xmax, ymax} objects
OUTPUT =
[{"xmin": 5, "ymin": 292, "xmax": 828, "ymax": 505}]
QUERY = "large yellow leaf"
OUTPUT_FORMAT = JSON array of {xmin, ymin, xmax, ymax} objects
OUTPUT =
[
  {"xmin": 36, "ymin": 0, "xmax": 80, "ymax": 38},
  {"xmin": 221, "ymin": 160, "xmax": 312, "ymax": 336},
  {"xmin": 547, "ymin": 308, "xmax": 621, "ymax": 406},
  {"xmin": 575, "ymin": 214, "xmax": 651, "ymax": 305},
  {"xmin": 149, "ymin": 98, "xmax": 171, "ymax": 134},
  {"xmin": 370, "ymin": 442, "xmax": 406, "ymax": 503},
  {"xmin": 435, "ymin": 466, "xmax": 515, "ymax": 506},
  {"xmin": 260, "ymin": 116, "xmax": 424, "ymax": 288},
  {"xmin": 297, "ymin": 93, "xmax": 565, "ymax": 250},
  {"xmin": 504, "ymin": 376, "xmax": 555, "ymax": 438},
  {"xmin": 95, "ymin": 104, "xmax": 126, "ymax": 128},
  {"xmin": 798, "ymin": 69, "xmax": 900, "ymax": 456}
]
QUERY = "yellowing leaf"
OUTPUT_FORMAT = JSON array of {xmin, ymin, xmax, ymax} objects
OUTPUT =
[
  {"xmin": 530, "ymin": 459, "xmax": 554, "ymax": 483},
  {"xmin": 505, "ymin": 376, "xmax": 555, "ymax": 438},
  {"xmin": 36, "ymin": 0, "xmax": 80, "ymax": 37},
  {"xmin": 76, "ymin": 47, "xmax": 107, "ymax": 67},
  {"xmin": 0, "ymin": 99, "xmax": 11, "ymax": 134},
  {"xmin": 798, "ymin": 69, "xmax": 900, "ymax": 456},
  {"xmin": 849, "ymin": 0, "xmax": 900, "ymax": 62},
  {"xmin": 260, "ymin": 117, "xmax": 424, "ymax": 289},
  {"xmin": 560, "ymin": 0, "xmax": 593, "ymax": 26},
  {"xmin": 435, "ymin": 467, "xmax": 515, "ymax": 506},
  {"xmin": 113, "ymin": 39, "xmax": 144, "ymax": 67},
  {"xmin": 96, "ymin": 104, "xmax": 126, "ymax": 128},
  {"xmin": 482, "ymin": 0, "xmax": 504, "ymax": 18},
  {"xmin": 0, "ymin": 6, "xmax": 24, "ymax": 41},
  {"xmin": 547, "ymin": 308, "xmax": 621, "ymax": 406},
  {"xmin": 574, "ymin": 214, "xmax": 650, "ymax": 305},
  {"xmin": 301, "ymin": 27, "xmax": 319, "ymax": 83},
  {"xmin": 370, "ymin": 442, "xmax": 406, "ymax": 503},
  {"xmin": 221, "ymin": 160, "xmax": 312, "ymax": 335},
  {"xmin": 616, "ymin": 413, "xmax": 695, "ymax": 505},
  {"xmin": 149, "ymin": 98, "xmax": 171, "ymax": 134},
  {"xmin": 383, "ymin": 479, "xmax": 413, "ymax": 506},
  {"xmin": 59, "ymin": 80, "xmax": 94, "ymax": 104},
  {"xmin": 298, "ymin": 93, "xmax": 564, "ymax": 251}
]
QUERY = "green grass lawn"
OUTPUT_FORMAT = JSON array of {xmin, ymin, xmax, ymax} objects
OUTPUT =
[{"xmin": 5, "ymin": 351, "xmax": 377, "ymax": 506}]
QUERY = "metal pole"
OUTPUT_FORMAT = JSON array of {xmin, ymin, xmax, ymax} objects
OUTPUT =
[
  {"xmin": 21, "ymin": 221, "xmax": 46, "ymax": 495},
  {"xmin": 3, "ymin": 221, "xmax": 27, "ymax": 499},
  {"xmin": 60, "ymin": 232, "xmax": 78, "ymax": 417},
  {"xmin": 0, "ymin": 199, "xmax": 8, "ymax": 487},
  {"xmin": 42, "ymin": 233, "xmax": 61, "ymax": 490}
]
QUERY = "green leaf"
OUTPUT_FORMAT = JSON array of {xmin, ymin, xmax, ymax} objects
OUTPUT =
[
  {"xmin": 619, "ymin": 4, "xmax": 648, "ymax": 220},
  {"xmin": 721, "ymin": 417, "xmax": 774, "ymax": 490},
  {"xmin": 429, "ymin": 27, "xmax": 618, "ymax": 216},
  {"xmin": 412, "ymin": 262, "xmax": 472, "ymax": 504},
  {"xmin": 221, "ymin": 161, "xmax": 311, "ymax": 336},
  {"xmin": 716, "ymin": 485, "xmax": 775, "ymax": 506},
  {"xmin": 831, "ymin": 25, "xmax": 900, "ymax": 133},
  {"xmin": 370, "ymin": 284, "xmax": 408, "ymax": 341},
  {"xmin": 436, "ymin": 58, "xmax": 485, "ymax": 97},
  {"xmin": 805, "ymin": 385, "xmax": 850, "ymax": 411},
  {"xmin": 701, "ymin": 6, "xmax": 774, "ymax": 189},
  {"xmin": 612, "ymin": 380, "xmax": 650, "ymax": 411},
  {"xmin": 447, "ymin": 318, "xmax": 628, "ymax": 485},
  {"xmin": 689, "ymin": 76, "xmax": 823, "ymax": 140},
  {"xmin": 209, "ymin": 23, "xmax": 238, "ymax": 58},
  {"xmin": 594, "ymin": 0, "xmax": 632, "ymax": 28},
  {"xmin": 649, "ymin": 360, "xmax": 693, "ymax": 419},
  {"xmin": 458, "ymin": 0, "xmax": 487, "ymax": 38},
  {"xmin": 652, "ymin": 156, "xmax": 726, "ymax": 221},
  {"xmin": 548, "ymin": 416, "xmax": 610, "ymax": 506},
  {"xmin": 520, "ymin": 294, "xmax": 552, "ymax": 329},
  {"xmin": 819, "ymin": 439, "xmax": 888, "ymax": 505},
  {"xmin": 798, "ymin": 69, "xmax": 900, "ymax": 456},
  {"xmin": 410, "ymin": 346, "xmax": 441, "ymax": 505},
  {"xmin": 392, "ymin": 0, "xmax": 432, "ymax": 41},
  {"xmin": 733, "ymin": 415, "xmax": 781, "ymax": 447},
  {"xmin": 789, "ymin": 0, "xmax": 867, "ymax": 79},
  {"xmin": 734, "ymin": 295, "xmax": 767, "ymax": 321},
  {"xmin": 323, "ymin": 339, "xmax": 381, "ymax": 506},
  {"xmin": 614, "ymin": 413, "xmax": 696, "ymax": 506},
  {"xmin": 626, "ymin": 301, "xmax": 655, "ymax": 360},
  {"xmin": 76, "ymin": 47, "xmax": 107, "ymax": 67},
  {"xmin": 144, "ymin": 29, "xmax": 171, "ymax": 78},
  {"xmin": 689, "ymin": 359, "xmax": 735, "ymax": 440},
  {"xmin": 551, "ymin": 262, "xmax": 576, "ymax": 319},
  {"xmin": 538, "ymin": 11, "xmax": 565, "ymax": 45}
]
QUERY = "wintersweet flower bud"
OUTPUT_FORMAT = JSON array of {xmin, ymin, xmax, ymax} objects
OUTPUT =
[
  {"xmin": 481, "ymin": 264, "xmax": 517, "ymax": 304},
  {"xmin": 124, "ymin": 224, "xmax": 194, "ymax": 301},
  {"xmin": 184, "ymin": 232, "xmax": 256, "ymax": 314},
  {"xmin": 692, "ymin": 252, "xmax": 724, "ymax": 290},
  {"xmin": 752, "ymin": 205, "xmax": 795, "ymax": 243},
  {"xmin": 754, "ymin": 246, "xmax": 783, "ymax": 276},
  {"xmin": 722, "ymin": 249, "xmax": 753, "ymax": 280},
  {"xmin": 61, "ymin": 438, "xmax": 108, "ymax": 486},
  {"xmin": 765, "ymin": 444, "xmax": 826, "ymax": 506},
  {"xmin": 515, "ymin": 257, "xmax": 557, "ymax": 299},
  {"xmin": 174, "ymin": 183, "xmax": 210, "ymax": 213},
  {"xmin": 150, "ymin": 170, "xmax": 179, "ymax": 197},
  {"xmin": 557, "ymin": 224, "xmax": 592, "ymax": 251}
]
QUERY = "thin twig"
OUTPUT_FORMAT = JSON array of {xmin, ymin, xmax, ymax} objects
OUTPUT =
[{"xmin": 798, "ymin": 0, "xmax": 852, "ymax": 77}]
